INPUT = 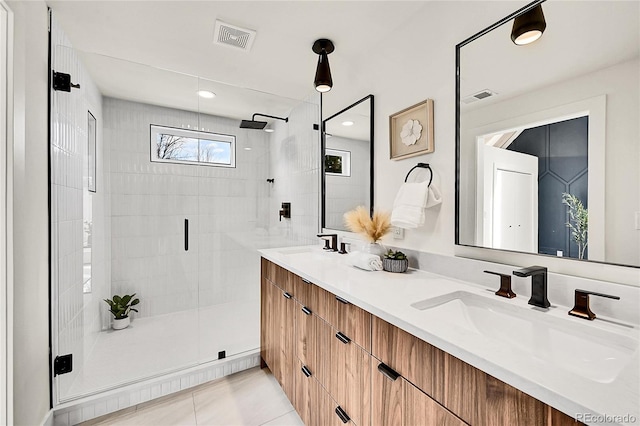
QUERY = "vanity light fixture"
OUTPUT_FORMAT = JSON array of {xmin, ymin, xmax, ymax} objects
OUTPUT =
[
  {"xmin": 197, "ymin": 90, "xmax": 216, "ymax": 99},
  {"xmin": 342, "ymin": 121, "xmax": 354, "ymax": 127},
  {"xmin": 511, "ymin": 4, "xmax": 546, "ymax": 45},
  {"xmin": 312, "ymin": 39, "xmax": 334, "ymax": 92}
]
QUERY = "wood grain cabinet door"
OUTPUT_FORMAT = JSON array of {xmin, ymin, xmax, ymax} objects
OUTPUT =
[
  {"xmin": 313, "ymin": 378, "xmax": 357, "ymax": 426},
  {"xmin": 261, "ymin": 278, "xmax": 280, "ymax": 380},
  {"xmin": 404, "ymin": 378, "xmax": 465, "ymax": 426},
  {"xmin": 323, "ymin": 320, "xmax": 371, "ymax": 426},
  {"xmin": 276, "ymin": 289, "xmax": 296, "ymax": 402},
  {"xmin": 293, "ymin": 359, "xmax": 314, "ymax": 425},
  {"xmin": 318, "ymin": 289, "xmax": 372, "ymax": 351},
  {"xmin": 372, "ymin": 360, "xmax": 404, "ymax": 426},
  {"xmin": 292, "ymin": 274, "xmax": 318, "ymax": 311},
  {"xmin": 294, "ymin": 301, "xmax": 322, "ymax": 381}
]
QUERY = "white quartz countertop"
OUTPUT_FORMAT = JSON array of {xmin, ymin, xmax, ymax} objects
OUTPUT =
[{"xmin": 259, "ymin": 246, "xmax": 640, "ymax": 426}]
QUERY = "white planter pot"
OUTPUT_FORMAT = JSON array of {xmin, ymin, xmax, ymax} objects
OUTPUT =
[{"xmin": 112, "ymin": 317, "xmax": 130, "ymax": 330}]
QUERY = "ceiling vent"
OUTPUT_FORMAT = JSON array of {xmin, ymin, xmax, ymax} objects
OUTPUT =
[
  {"xmin": 462, "ymin": 89, "xmax": 497, "ymax": 104},
  {"xmin": 213, "ymin": 20, "xmax": 256, "ymax": 52}
]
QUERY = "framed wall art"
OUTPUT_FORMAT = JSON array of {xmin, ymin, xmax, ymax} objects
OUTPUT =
[{"xmin": 389, "ymin": 99, "xmax": 434, "ymax": 160}]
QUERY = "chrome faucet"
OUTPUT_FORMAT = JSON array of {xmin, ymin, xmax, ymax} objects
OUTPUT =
[
  {"xmin": 513, "ymin": 266, "xmax": 550, "ymax": 308},
  {"xmin": 317, "ymin": 234, "xmax": 338, "ymax": 252}
]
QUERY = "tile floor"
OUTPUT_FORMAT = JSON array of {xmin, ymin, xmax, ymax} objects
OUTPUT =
[{"xmin": 80, "ymin": 367, "xmax": 304, "ymax": 426}]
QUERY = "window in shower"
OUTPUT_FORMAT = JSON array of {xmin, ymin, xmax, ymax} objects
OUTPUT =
[{"xmin": 150, "ymin": 125, "xmax": 236, "ymax": 167}]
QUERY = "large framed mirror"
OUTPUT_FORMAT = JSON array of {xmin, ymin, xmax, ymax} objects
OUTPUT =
[
  {"xmin": 456, "ymin": 0, "xmax": 639, "ymax": 268},
  {"xmin": 322, "ymin": 95, "xmax": 374, "ymax": 231}
]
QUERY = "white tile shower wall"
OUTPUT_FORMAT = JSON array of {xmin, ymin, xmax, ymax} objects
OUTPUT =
[
  {"xmin": 105, "ymin": 98, "xmax": 271, "ymax": 319},
  {"xmin": 51, "ymin": 17, "xmax": 110, "ymax": 402},
  {"xmin": 269, "ymin": 94, "xmax": 321, "ymax": 244},
  {"xmin": 325, "ymin": 135, "xmax": 370, "ymax": 229}
]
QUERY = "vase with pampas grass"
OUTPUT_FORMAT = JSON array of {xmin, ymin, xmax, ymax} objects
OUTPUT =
[{"xmin": 343, "ymin": 206, "xmax": 391, "ymax": 257}]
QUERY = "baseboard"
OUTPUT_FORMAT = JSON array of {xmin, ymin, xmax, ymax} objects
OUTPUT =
[{"xmin": 53, "ymin": 350, "xmax": 260, "ymax": 425}]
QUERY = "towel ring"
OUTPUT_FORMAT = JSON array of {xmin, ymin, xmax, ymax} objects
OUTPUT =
[{"xmin": 404, "ymin": 163, "xmax": 433, "ymax": 186}]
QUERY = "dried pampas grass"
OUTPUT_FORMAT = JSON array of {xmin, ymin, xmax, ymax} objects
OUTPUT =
[{"xmin": 344, "ymin": 206, "xmax": 391, "ymax": 243}]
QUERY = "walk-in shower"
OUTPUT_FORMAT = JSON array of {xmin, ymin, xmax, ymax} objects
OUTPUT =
[{"xmin": 49, "ymin": 14, "xmax": 320, "ymax": 411}]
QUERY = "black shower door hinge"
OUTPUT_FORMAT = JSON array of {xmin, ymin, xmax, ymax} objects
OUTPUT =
[
  {"xmin": 52, "ymin": 71, "xmax": 80, "ymax": 92},
  {"xmin": 313, "ymin": 124, "xmax": 319, "ymax": 130},
  {"xmin": 54, "ymin": 354, "xmax": 73, "ymax": 376}
]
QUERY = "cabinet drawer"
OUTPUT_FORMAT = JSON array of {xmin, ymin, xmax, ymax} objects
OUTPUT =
[
  {"xmin": 404, "ymin": 377, "xmax": 465, "ymax": 426},
  {"xmin": 292, "ymin": 273, "xmax": 318, "ymax": 311},
  {"xmin": 262, "ymin": 258, "xmax": 294, "ymax": 294},
  {"xmin": 372, "ymin": 360, "xmax": 403, "ymax": 426},
  {"xmin": 293, "ymin": 359, "xmax": 314, "ymax": 425},
  {"xmin": 313, "ymin": 378, "xmax": 357, "ymax": 426},
  {"xmin": 321, "ymin": 319, "xmax": 371, "ymax": 426},
  {"xmin": 317, "ymin": 288, "xmax": 371, "ymax": 351},
  {"xmin": 372, "ymin": 316, "xmax": 443, "ymax": 398},
  {"xmin": 294, "ymin": 302, "xmax": 323, "ymax": 380}
]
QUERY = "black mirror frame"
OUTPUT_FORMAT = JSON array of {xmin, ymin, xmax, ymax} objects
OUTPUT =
[
  {"xmin": 321, "ymin": 94, "xmax": 375, "ymax": 230},
  {"xmin": 455, "ymin": 0, "xmax": 545, "ymax": 246}
]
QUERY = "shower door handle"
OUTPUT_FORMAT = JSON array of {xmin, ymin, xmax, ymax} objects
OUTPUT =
[{"xmin": 184, "ymin": 219, "xmax": 189, "ymax": 251}]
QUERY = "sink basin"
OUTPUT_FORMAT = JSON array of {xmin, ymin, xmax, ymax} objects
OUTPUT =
[
  {"xmin": 411, "ymin": 291, "xmax": 638, "ymax": 383},
  {"xmin": 276, "ymin": 246, "xmax": 317, "ymax": 255}
]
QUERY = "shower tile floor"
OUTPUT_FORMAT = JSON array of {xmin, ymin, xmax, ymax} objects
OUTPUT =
[
  {"xmin": 80, "ymin": 367, "xmax": 304, "ymax": 426},
  {"xmin": 66, "ymin": 301, "xmax": 260, "ymax": 399}
]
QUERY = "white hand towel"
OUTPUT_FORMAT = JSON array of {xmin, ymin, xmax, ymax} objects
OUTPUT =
[
  {"xmin": 391, "ymin": 181, "xmax": 430, "ymax": 228},
  {"xmin": 348, "ymin": 251, "xmax": 383, "ymax": 271},
  {"xmin": 425, "ymin": 184, "xmax": 443, "ymax": 208}
]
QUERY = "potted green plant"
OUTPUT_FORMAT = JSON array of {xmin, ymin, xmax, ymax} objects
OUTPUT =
[
  {"xmin": 104, "ymin": 294, "xmax": 140, "ymax": 330},
  {"xmin": 562, "ymin": 193, "xmax": 588, "ymax": 259},
  {"xmin": 383, "ymin": 250, "xmax": 409, "ymax": 273}
]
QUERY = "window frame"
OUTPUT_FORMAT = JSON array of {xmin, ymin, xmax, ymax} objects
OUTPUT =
[{"xmin": 149, "ymin": 124, "xmax": 236, "ymax": 168}]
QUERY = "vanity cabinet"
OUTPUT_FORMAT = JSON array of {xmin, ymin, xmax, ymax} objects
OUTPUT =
[{"xmin": 261, "ymin": 258, "xmax": 583, "ymax": 426}]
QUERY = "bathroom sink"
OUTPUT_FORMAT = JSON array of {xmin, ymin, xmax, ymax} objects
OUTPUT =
[
  {"xmin": 276, "ymin": 246, "xmax": 317, "ymax": 255},
  {"xmin": 411, "ymin": 291, "xmax": 638, "ymax": 383}
]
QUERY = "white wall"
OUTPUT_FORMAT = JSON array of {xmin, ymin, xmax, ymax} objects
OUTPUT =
[
  {"xmin": 7, "ymin": 0, "xmax": 50, "ymax": 424},
  {"xmin": 325, "ymin": 135, "xmax": 370, "ymax": 230}
]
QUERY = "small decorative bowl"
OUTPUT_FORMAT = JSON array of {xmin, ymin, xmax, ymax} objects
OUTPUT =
[{"xmin": 383, "ymin": 258, "xmax": 409, "ymax": 273}]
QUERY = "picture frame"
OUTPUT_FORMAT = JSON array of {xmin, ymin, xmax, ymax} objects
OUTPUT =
[
  {"xmin": 389, "ymin": 99, "xmax": 434, "ymax": 160},
  {"xmin": 324, "ymin": 148, "xmax": 351, "ymax": 177}
]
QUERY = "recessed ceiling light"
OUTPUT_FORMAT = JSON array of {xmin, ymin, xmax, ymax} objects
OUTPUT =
[
  {"xmin": 264, "ymin": 128, "xmax": 275, "ymax": 133},
  {"xmin": 197, "ymin": 90, "xmax": 216, "ymax": 99},
  {"xmin": 342, "ymin": 121, "xmax": 354, "ymax": 127}
]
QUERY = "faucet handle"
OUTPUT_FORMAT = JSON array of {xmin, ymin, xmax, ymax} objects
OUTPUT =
[
  {"xmin": 569, "ymin": 289, "xmax": 620, "ymax": 320},
  {"xmin": 484, "ymin": 270, "xmax": 516, "ymax": 299}
]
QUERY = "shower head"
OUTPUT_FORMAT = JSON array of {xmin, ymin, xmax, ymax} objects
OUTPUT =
[
  {"xmin": 239, "ymin": 113, "xmax": 288, "ymax": 130},
  {"xmin": 240, "ymin": 119, "xmax": 268, "ymax": 129}
]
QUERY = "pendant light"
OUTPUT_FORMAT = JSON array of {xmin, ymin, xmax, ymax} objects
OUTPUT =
[
  {"xmin": 511, "ymin": 4, "xmax": 546, "ymax": 45},
  {"xmin": 312, "ymin": 39, "xmax": 334, "ymax": 92}
]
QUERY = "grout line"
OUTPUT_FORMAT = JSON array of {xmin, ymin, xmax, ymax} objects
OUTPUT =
[
  {"xmin": 258, "ymin": 409, "xmax": 296, "ymax": 426},
  {"xmin": 191, "ymin": 392, "xmax": 198, "ymax": 425}
]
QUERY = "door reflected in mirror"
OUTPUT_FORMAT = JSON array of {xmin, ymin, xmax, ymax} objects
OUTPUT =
[
  {"xmin": 456, "ymin": 0, "xmax": 639, "ymax": 267},
  {"xmin": 322, "ymin": 95, "xmax": 374, "ymax": 232}
]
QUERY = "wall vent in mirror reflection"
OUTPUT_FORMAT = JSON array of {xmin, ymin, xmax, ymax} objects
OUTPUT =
[{"xmin": 456, "ymin": 0, "xmax": 639, "ymax": 268}]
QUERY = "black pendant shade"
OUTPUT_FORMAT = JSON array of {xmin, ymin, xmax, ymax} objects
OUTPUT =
[
  {"xmin": 511, "ymin": 4, "xmax": 546, "ymax": 45},
  {"xmin": 312, "ymin": 39, "xmax": 334, "ymax": 93}
]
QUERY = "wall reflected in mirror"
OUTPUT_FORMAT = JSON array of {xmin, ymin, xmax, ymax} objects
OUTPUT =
[
  {"xmin": 457, "ymin": 0, "xmax": 639, "ymax": 267},
  {"xmin": 322, "ymin": 95, "xmax": 374, "ymax": 232}
]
